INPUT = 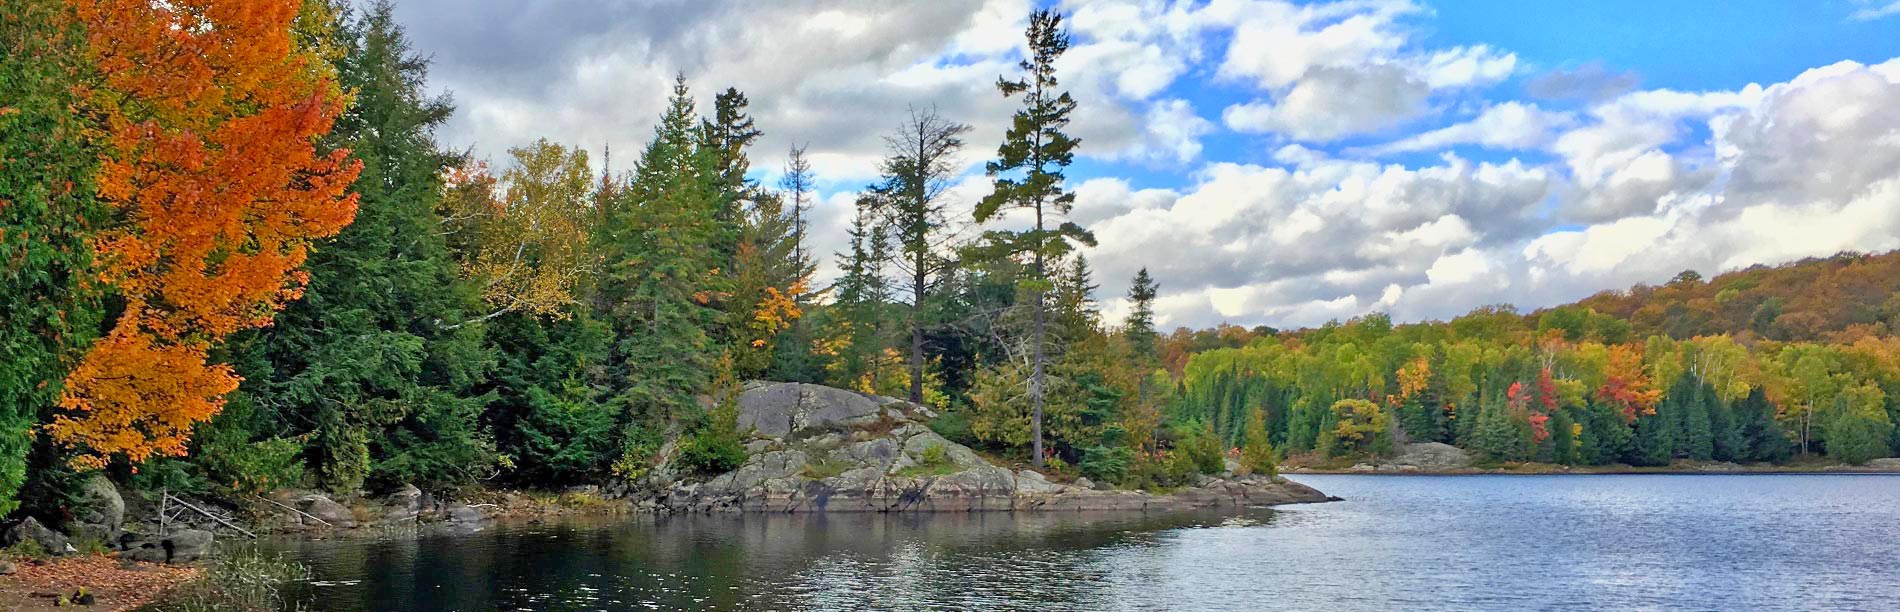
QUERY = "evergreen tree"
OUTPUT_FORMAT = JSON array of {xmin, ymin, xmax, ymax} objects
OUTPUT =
[
  {"xmin": 974, "ymin": 10, "xmax": 1095, "ymax": 466},
  {"xmin": 779, "ymin": 144, "xmax": 816, "ymax": 292},
  {"xmin": 1734, "ymin": 387, "xmax": 1791, "ymax": 463},
  {"xmin": 874, "ymin": 107, "xmax": 969, "ymax": 403},
  {"xmin": 1124, "ymin": 267, "xmax": 1159, "ymax": 360},
  {"xmin": 1052, "ymin": 255, "xmax": 1101, "ymax": 341},
  {"xmin": 1669, "ymin": 375, "xmax": 1715, "ymax": 461},
  {"xmin": 220, "ymin": 2, "xmax": 494, "ymax": 493},
  {"xmin": 1628, "ymin": 402, "xmax": 1677, "ymax": 466},
  {"xmin": 597, "ymin": 76, "xmax": 727, "ymax": 473}
]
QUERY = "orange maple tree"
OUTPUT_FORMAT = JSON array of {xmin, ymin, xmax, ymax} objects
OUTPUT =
[
  {"xmin": 49, "ymin": 0, "xmax": 360, "ymax": 469},
  {"xmin": 1595, "ymin": 343, "xmax": 1663, "ymax": 423}
]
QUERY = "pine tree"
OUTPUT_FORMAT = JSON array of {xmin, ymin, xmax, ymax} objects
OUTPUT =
[
  {"xmin": 1735, "ymin": 387, "xmax": 1791, "ymax": 463},
  {"xmin": 779, "ymin": 145, "xmax": 816, "ymax": 290},
  {"xmin": 974, "ymin": 10, "xmax": 1095, "ymax": 466},
  {"xmin": 1124, "ymin": 267, "xmax": 1159, "ymax": 360},
  {"xmin": 874, "ymin": 106, "xmax": 969, "ymax": 403},
  {"xmin": 1052, "ymin": 255, "xmax": 1101, "ymax": 341}
]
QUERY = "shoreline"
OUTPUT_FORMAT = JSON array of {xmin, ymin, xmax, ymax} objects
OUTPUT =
[{"xmin": 1284, "ymin": 465, "xmax": 1900, "ymax": 477}]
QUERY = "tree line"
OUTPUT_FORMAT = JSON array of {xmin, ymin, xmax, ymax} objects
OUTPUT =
[{"xmin": 4, "ymin": 0, "xmax": 1897, "ymax": 528}]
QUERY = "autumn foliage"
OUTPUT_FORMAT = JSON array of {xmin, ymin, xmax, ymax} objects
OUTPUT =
[{"xmin": 49, "ymin": 0, "xmax": 360, "ymax": 469}]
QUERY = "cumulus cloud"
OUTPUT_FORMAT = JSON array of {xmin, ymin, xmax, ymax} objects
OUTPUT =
[
  {"xmin": 1361, "ymin": 102, "xmax": 1576, "ymax": 155},
  {"xmin": 1207, "ymin": 0, "xmax": 1515, "ymax": 142},
  {"xmin": 1093, "ymin": 59, "xmax": 1900, "ymax": 330}
]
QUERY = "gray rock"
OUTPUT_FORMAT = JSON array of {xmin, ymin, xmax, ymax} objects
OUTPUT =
[
  {"xmin": 1073, "ymin": 477, "xmax": 1095, "ymax": 489},
  {"xmin": 74, "ymin": 475, "xmax": 124, "ymax": 543},
  {"xmin": 737, "ymin": 382, "xmax": 887, "ymax": 438},
  {"xmin": 121, "ymin": 529, "xmax": 213, "ymax": 564},
  {"xmin": 298, "ymin": 494, "xmax": 358, "ymax": 529},
  {"xmin": 3, "ymin": 516, "xmax": 70, "ymax": 555},
  {"xmin": 382, "ymin": 484, "xmax": 423, "ymax": 522},
  {"xmin": 1391, "ymin": 442, "xmax": 1470, "ymax": 470},
  {"xmin": 1866, "ymin": 457, "xmax": 1900, "ymax": 470},
  {"xmin": 0, "ymin": 558, "xmax": 14, "ymax": 575},
  {"xmin": 638, "ymin": 381, "xmax": 1338, "ymax": 515},
  {"xmin": 445, "ymin": 504, "xmax": 487, "ymax": 526}
]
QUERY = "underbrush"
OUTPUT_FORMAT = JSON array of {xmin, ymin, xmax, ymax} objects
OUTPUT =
[{"xmin": 140, "ymin": 549, "xmax": 310, "ymax": 612}]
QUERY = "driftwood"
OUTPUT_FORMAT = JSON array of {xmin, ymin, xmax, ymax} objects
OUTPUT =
[
  {"xmin": 254, "ymin": 494, "xmax": 334, "ymax": 528},
  {"xmin": 158, "ymin": 490, "xmax": 257, "ymax": 539}
]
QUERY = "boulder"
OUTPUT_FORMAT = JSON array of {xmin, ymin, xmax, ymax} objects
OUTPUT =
[
  {"xmin": 737, "ymin": 382, "xmax": 889, "ymax": 438},
  {"xmin": 3, "ymin": 517, "xmax": 72, "ymax": 555},
  {"xmin": 0, "ymin": 559, "xmax": 14, "ymax": 575},
  {"xmin": 445, "ymin": 503, "xmax": 487, "ymax": 526},
  {"xmin": 121, "ymin": 529, "xmax": 213, "ymax": 564},
  {"xmin": 382, "ymin": 484, "xmax": 423, "ymax": 522},
  {"xmin": 73, "ymin": 475, "xmax": 124, "ymax": 543},
  {"xmin": 297, "ymin": 494, "xmax": 358, "ymax": 529},
  {"xmin": 1390, "ymin": 442, "xmax": 1470, "ymax": 470}
]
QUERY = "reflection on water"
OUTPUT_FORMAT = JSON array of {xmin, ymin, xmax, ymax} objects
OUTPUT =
[{"xmin": 265, "ymin": 474, "xmax": 1900, "ymax": 611}]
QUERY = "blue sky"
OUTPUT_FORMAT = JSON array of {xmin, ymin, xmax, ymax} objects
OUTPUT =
[{"xmin": 388, "ymin": 0, "xmax": 1900, "ymax": 329}]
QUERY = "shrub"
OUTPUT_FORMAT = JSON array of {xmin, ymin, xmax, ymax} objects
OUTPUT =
[{"xmin": 1078, "ymin": 445, "xmax": 1133, "ymax": 484}]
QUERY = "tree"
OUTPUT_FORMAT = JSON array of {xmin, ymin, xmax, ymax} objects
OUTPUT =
[
  {"xmin": 218, "ymin": 2, "xmax": 494, "ymax": 493},
  {"xmin": 1124, "ymin": 268, "xmax": 1160, "ymax": 360},
  {"xmin": 873, "ymin": 107, "xmax": 970, "ymax": 404},
  {"xmin": 974, "ymin": 9, "xmax": 1095, "ymax": 467},
  {"xmin": 52, "ymin": 0, "xmax": 363, "ymax": 470},
  {"xmin": 1734, "ymin": 387, "xmax": 1791, "ymax": 463},
  {"xmin": 1318, "ymin": 399, "xmax": 1394, "ymax": 459},
  {"xmin": 440, "ymin": 141, "xmax": 595, "ymax": 327},
  {"xmin": 0, "ymin": 0, "xmax": 111, "ymax": 513},
  {"xmin": 597, "ymin": 76, "xmax": 726, "ymax": 472},
  {"xmin": 779, "ymin": 145, "xmax": 816, "ymax": 292},
  {"xmin": 1824, "ymin": 382, "xmax": 1892, "ymax": 464}
]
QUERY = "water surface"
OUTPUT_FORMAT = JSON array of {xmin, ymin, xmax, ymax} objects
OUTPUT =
[{"xmin": 267, "ymin": 474, "xmax": 1900, "ymax": 611}]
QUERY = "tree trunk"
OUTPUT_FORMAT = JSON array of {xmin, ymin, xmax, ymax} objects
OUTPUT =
[
  {"xmin": 1031, "ymin": 258, "xmax": 1046, "ymax": 468},
  {"xmin": 910, "ymin": 274, "xmax": 925, "ymax": 404}
]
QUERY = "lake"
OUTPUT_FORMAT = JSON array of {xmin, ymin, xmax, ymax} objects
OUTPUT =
[{"xmin": 264, "ymin": 474, "xmax": 1900, "ymax": 611}]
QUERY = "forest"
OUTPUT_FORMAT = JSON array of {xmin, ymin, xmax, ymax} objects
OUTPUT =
[{"xmin": 4, "ymin": 0, "xmax": 1899, "ymax": 530}]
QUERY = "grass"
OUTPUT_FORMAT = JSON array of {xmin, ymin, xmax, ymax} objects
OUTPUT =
[
  {"xmin": 799, "ymin": 453, "xmax": 854, "ymax": 480},
  {"xmin": 895, "ymin": 443, "xmax": 960, "ymax": 478},
  {"xmin": 140, "ymin": 548, "xmax": 311, "ymax": 612},
  {"xmin": 3, "ymin": 538, "xmax": 51, "ymax": 561}
]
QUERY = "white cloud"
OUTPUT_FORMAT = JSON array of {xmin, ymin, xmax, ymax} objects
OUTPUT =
[
  {"xmin": 1851, "ymin": 0, "xmax": 1900, "ymax": 21},
  {"xmin": 1362, "ymin": 102, "xmax": 1575, "ymax": 155}
]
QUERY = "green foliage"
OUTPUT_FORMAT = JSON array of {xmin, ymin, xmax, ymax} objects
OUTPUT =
[
  {"xmin": 673, "ymin": 394, "xmax": 748, "ymax": 476},
  {"xmin": 0, "ymin": 0, "xmax": 108, "ymax": 516},
  {"xmin": 1823, "ymin": 383, "xmax": 1893, "ymax": 465},
  {"xmin": 1079, "ymin": 444, "xmax": 1134, "ymax": 484},
  {"xmin": 928, "ymin": 410, "xmax": 979, "ymax": 448},
  {"xmin": 1241, "ymin": 407, "xmax": 1279, "ymax": 478},
  {"xmin": 1166, "ymin": 421, "xmax": 1225, "ymax": 476}
]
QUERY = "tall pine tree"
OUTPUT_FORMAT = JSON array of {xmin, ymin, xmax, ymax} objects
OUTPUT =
[{"xmin": 974, "ymin": 10, "xmax": 1095, "ymax": 466}]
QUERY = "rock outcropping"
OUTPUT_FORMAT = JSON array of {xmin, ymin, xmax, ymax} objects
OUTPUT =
[{"xmin": 638, "ymin": 382, "xmax": 1333, "ymax": 513}]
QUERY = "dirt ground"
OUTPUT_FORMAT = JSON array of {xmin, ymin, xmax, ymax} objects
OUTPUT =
[{"xmin": 0, "ymin": 554, "xmax": 198, "ymax": 612}]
